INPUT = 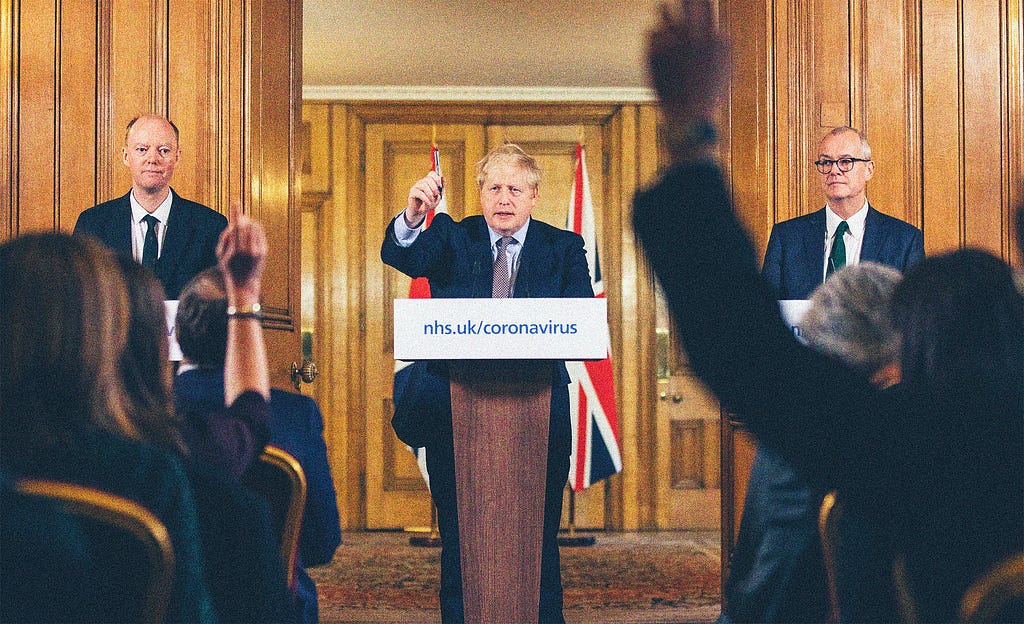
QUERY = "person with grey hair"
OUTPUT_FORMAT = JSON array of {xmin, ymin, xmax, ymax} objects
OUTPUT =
[
  {"xmin": 762, "ymin": 126, "xmax": 924, "ymax": 301},
  {"xmin": 802, "ymin": 262, "xmax": 903, "ymax": 386},
  {"xmin": 721, "ymin": 263, "xmax": 903, "ymax": 623}
]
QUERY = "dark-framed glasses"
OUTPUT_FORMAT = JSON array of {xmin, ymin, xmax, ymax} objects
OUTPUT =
[{"xmin": 814, "ymin": 158, "xmax": 871, "ymax": 174}]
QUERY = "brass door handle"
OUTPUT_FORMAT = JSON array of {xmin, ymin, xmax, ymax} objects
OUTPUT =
[{"xmin": 290, "ymin": 360, "xmax": 319, "ymax": 391}]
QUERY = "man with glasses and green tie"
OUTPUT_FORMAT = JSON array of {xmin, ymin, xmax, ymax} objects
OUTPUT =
[
  {"xmin": 720, "ymin": 125, "xmax": 929, "ymax": 618},
  {"xmin": 721, "ymin": 126, "xmax": 925, "ymax": 622},
  {"xmin": 762, "ymin": 126, "xmax": 924, "ymax": 301}
]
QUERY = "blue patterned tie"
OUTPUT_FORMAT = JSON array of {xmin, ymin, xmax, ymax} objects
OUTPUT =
[{"xmin": 492, "ymin": 236, "xmax": 513, "ymax": 298}]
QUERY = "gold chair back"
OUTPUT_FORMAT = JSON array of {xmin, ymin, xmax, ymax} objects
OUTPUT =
[
  {"xmin": 959, "ymin": 552, "xmax": 1024, "ymax": 623},
  {"xmin": 817, "ymin": 490, "xmax": 842, "ymax": 623},
  {"xmin": 245, "ymin": 445, "xmax": 307, "ymax": 589},
  {"xmin": 15, "ymin": 479, "xmax": 175, "ymax": 623}
]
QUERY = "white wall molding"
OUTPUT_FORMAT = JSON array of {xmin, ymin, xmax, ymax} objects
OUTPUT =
[{"xmin": 302, "ymin": 85, "xmax": 656, "ymax": 102}]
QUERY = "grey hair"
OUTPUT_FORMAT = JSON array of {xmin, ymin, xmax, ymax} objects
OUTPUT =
[
  {"xmin": 801, "ymin": 262, "xmax": 902, "ymax": 376},
  {"xmin": 822, "ymin": 126, "xmax": 872, "ymax": 160}
]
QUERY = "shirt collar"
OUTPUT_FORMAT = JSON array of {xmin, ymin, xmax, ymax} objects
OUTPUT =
[
  {"xmin": 825, "ymin": 200, "xmax": 868, "ymax": 238},
  {"xmin": 488, "ymin": 218, "xmax": 530, "ymax": 248},
  {"xmin": 129, "ymin": 188, "xmax": 174, "ymax": 225}
]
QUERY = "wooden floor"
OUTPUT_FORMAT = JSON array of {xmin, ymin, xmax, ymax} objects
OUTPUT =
[{"xmin": 311, "ymin": 530, "xmax": 722, "ymax": 624}]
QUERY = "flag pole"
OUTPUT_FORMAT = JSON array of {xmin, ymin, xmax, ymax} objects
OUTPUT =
[
  {"xmin": 557, "ymin": 488, "xmax": 596, "ymax": 547},
  {"xmin": 408, "ymin": 501, "xmax": 442, "ymax": 547}
]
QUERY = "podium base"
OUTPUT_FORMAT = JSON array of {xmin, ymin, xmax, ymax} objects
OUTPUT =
[
  {"xmin": 409, "ymin": 534, "xmax": 442, "ymax": 547},
  {"xmin": 557, "ymin": 533, "xmax": 596, "ymax": 547}
]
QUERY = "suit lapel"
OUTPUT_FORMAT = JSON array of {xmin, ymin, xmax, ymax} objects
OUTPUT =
[
  {"xmin": 860, "ymin": 206, "xmax": 885, "ymax": 263},
  {"xmin": 470, "ymin": 218, "xmax": 494, "ymax": 298},
  {"xmin": 110, "ymin": 193, "xmax": 134, "ymax": 257},
  {"xmin": 802, "ymin": 208, "xmax": 827, "ymax": 280},
  {"xmin": 155, "ymin": 195, "xmax": 194, "ymax": 291},
  {"xmin": 514, "ymin": 220, "xmax": 550, "ymax": 298}
]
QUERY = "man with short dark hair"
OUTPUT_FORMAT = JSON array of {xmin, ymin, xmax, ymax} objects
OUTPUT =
[
  {"xmin": 174, "ymin": 267, "xmax": 341, "ymax": 624},
  {"xmin": 75, "ymin": 114, "xmax": 226, "ymax": 299}
]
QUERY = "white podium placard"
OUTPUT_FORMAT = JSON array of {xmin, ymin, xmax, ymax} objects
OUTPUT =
[
  {"xmin": 165, "ymin": 300, "xmax": 183, "ymax": 362},
  {"xmin": 394, "ymin": 297, "xmax": 608, "ymax": 360},
  {"xmin": 778, "ymin": 299, "xmax": 811, "ymax": 342}
]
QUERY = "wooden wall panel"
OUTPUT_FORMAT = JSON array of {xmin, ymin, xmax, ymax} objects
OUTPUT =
[
  {"xmin": 17, "ymin": 0, "xmax": 57, "ymax": 233},
  {"xmin": 59, "ymin": 0, "xmax": 97, "ymax": 229},
  {"xmin": 6, "ymin": 0, "xmax": 304, "ymax": 390},
  {"xmin": 961, "ymin": 0, "xmax": 1005, "ymax": 253}
]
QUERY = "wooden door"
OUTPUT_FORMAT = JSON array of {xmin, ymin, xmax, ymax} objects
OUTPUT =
[
  {"xmin": 653, "ymin": 292, "xmax": 721, "ymax": 529},
  {"xmin": 361, "ymin": 120, "xmax": 611, "ymax": 529},
  {"xmin": 362, "ymin": 123, "xmax": 487, "ymax": 529},
  {"xmin": 249, "ymin": 0, "xmax": 304, "ymax": 390}
]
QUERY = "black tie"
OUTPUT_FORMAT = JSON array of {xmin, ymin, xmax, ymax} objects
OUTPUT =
[
  {"xmin": 142, "ymin": 214, "xmax": 160, "ymax": 269},
  {"xmin": 827, "ymin": 221, "xmax": 849, "ymax": 278}
]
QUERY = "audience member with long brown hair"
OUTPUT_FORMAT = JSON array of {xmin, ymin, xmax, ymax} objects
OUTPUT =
[{"xmin": 0, "ymin": 233, "xmax": 214, "ymax": 623}]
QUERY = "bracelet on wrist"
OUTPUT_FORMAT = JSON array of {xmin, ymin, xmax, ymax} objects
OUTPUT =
[
  {"xmin": 226, "ymin": 302, "xmax": 262, "ymax": 320},
  {"xmin": 664, "ymin": 119, "xmax": 718, "ymax": 159}
]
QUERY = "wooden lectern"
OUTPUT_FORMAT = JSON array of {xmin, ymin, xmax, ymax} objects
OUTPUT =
[
  {"xmin": 449, "ymin": 360, "xmax": 552, "ymax": 623},
  {"xmin": 393, "ymin": 297, "xmax": 609, "ymax": 623}
]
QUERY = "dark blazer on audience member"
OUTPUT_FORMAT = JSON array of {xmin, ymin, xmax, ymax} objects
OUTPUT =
[
  {"xmin": 74, "ymin": 190, "xmax": 227, "ymax": 299},
  {"xmin": 762, "ymin": 206, "xmax": 924, "ymax": 300},
  {"xmin": 186, "ymin": 462, "xmax": 297, "ymax": 624},
  {"xmin": 175, "ymin": 369, "xmax": 342, "ymax": 624},
  {"xmin": 382, "ymin": 212, "xmax": 593, "ymax": 624},
  {"xmin": 632, "ymin": 159, "xmax": 1023, "ymax": 623}
]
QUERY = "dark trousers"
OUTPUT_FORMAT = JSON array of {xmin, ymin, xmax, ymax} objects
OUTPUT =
[{"xmin": 426, "ymin": 386, "xmax": 570, "ymax": 624}]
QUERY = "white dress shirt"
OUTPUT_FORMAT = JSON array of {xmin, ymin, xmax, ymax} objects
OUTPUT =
[{"xmin": 823, "ymin": 200, "xmax": 869, "ymax": 280}]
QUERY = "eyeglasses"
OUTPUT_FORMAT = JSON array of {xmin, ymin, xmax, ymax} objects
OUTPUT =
[{"xmin": 814, "ymin": 158, "xmax": 871, "ymax": 174}]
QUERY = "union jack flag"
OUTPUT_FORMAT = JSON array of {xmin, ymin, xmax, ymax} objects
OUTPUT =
[
  {"xmin": 565, "ymin": 143, "xmax": 622, "ymax": 491},
  {"xmin": 393, "ymin": 145, "xmax": 448, "ymax": 488}
]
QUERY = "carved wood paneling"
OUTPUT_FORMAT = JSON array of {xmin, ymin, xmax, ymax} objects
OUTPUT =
[{"xmin": 6, "ymin": 0, "xmax": 303, "ymax": 391}]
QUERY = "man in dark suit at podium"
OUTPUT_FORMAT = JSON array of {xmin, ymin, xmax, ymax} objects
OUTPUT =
[
  {"xmin": 382, "ymin": 144, "xmax": 593, "ymax": 623},
  {"xmin": 762, "ymin": 126, "xmax": 924, "ymax": 301},
  {"xmin": 74, "ymin": 114, "xmax": 226, "ymax": 299}
]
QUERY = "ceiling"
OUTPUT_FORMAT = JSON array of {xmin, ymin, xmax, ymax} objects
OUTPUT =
[{"xmin": 302, "ymin": 0, "xmax": 662, "ymax": 90}]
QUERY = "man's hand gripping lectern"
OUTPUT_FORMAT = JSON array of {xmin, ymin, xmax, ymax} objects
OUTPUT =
[{"xmin": 395, "ymin": 297, "xmax": 609, "ymax": 623}]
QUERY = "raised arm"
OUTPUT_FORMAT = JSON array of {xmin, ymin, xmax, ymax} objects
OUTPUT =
[{"xmin": 217, "ymin": 205, "xmax": 270, "ymax": 405}]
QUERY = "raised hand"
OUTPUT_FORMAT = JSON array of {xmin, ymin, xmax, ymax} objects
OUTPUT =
[
  {"xmin": 647, "ymin": 0, "xmax": 731, "ymax": 157},
  {"xmin": 404, "ymin": 170, "xmax": 444, "ymax": 228},
  {"xmin": 216, "ymin": 203, "xmax": 268, "ymax": 305}
]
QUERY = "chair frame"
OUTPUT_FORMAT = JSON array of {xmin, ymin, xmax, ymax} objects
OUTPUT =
[
  {"xmin": 15, "ymin": 478, "xmax": 176, "ymax": 624},
  {"xmin": 959, "ymin": 552, "xmax": 1024, "ymax": 623},
  {"xmin": 818, "ymin": 490, "xmax": 842, "ymax": 623},
  {"xmin": 256, "ymin": 445, "xmax": 307, "ymax": 589}
]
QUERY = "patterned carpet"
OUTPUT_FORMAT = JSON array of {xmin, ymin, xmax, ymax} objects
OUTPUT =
[{"xmin": 311, "ymin": 530, "xmax": 721, "ymax": 623}]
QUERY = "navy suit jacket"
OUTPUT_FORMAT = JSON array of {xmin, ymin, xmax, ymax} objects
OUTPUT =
[
  {"xmin": 74, "ymin": 190, "xmax": 227, "ymax": 299},
  {"xmin": 174, "ymin": 369, "xmax": 341, "ymax": 624},
  {"xmin": 762, "ymin": 205, "xmax": 924, "ymax": 300}
]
